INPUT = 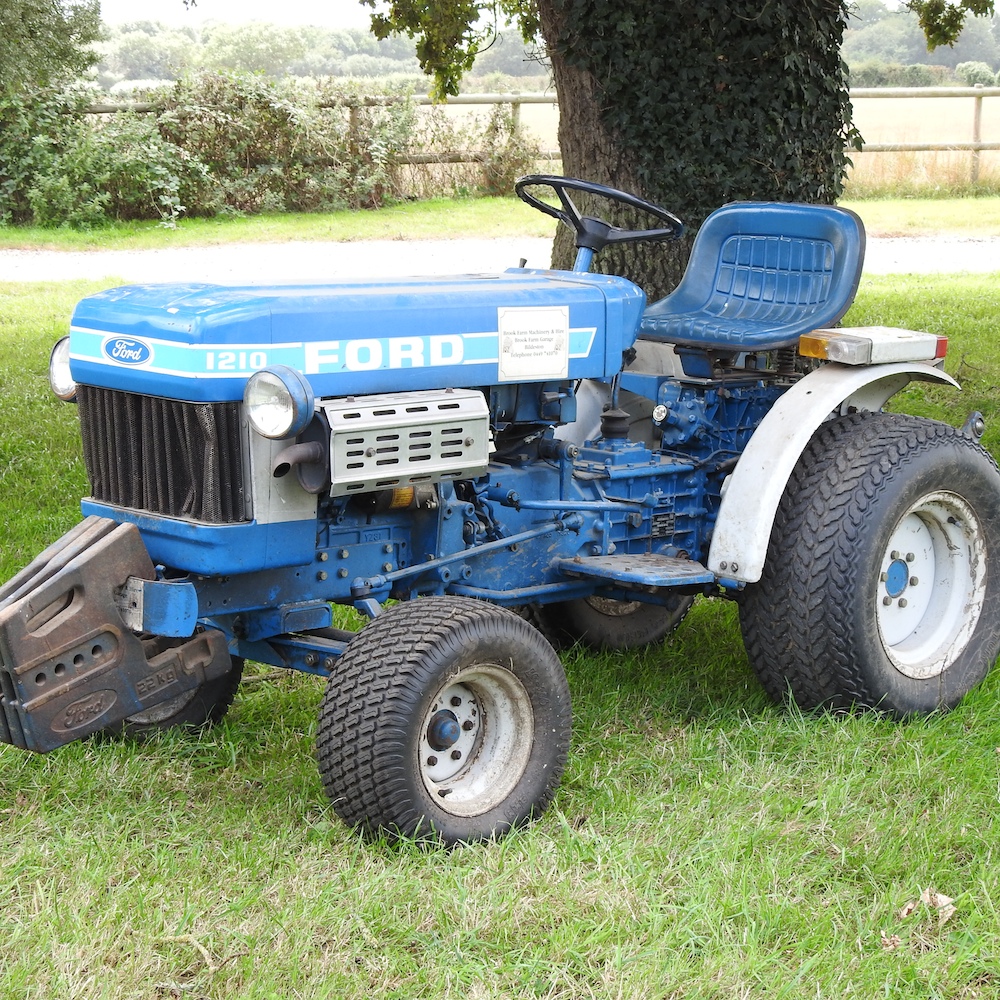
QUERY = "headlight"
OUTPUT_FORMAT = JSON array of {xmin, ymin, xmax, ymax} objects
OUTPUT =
[
  {"xmin": 48, "ymin": 337, "xmax": 77, "ymax": 401},
  {"xmin": 244, "ymin": 366, "xmax": 315, "ymax": 439}
]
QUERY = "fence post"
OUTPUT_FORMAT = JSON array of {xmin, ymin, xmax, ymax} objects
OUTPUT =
[
  {"xmin": 511, "ymin": 93, "xmax": 521, "ymax": 130},
  {"xmin": 973, "ymin": 84, "xmax": 984, "ymax": 184}
]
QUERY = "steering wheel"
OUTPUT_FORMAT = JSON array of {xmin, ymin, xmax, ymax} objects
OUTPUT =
[{"xmin": 514, "ymin": 174, "xmax": 684, "ymax": 253}]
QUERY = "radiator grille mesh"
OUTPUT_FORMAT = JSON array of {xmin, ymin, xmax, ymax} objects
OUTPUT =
[{"xmin": 77, "ymin": 385, "xmax": 248, "ymax": 523}]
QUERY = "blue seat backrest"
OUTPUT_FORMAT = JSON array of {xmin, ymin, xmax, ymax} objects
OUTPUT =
[{"xmin": 639, "ymin": 202, "xmax": 866, "ymax": 353}]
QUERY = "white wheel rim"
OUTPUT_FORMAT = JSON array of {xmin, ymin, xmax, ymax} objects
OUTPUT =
[
  {"xmin": 419, "ymin": 664, "xmax": 533, "ymax": 818},
  {"xmin": 126, "ymin": 689, "xmax": 197, "ymax": 725},
  {"xmin": 875, "ymin": 491, "xmax": 987, "ymax": 679}
]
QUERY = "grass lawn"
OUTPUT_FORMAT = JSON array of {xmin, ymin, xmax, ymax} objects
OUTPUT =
[
  {"xmin": 2, "ymin": 193, "xmax": 1000, "ymax": 253},
  {"xmin": 0, "ymin": 198, "xmax": 556, "ymax": 252},
  {"xmin": 3, "ymin": 268, "xmax": 1000, "ymax": 997}
]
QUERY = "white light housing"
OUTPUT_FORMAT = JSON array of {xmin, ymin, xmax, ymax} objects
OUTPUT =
[
  {"xmin": 48, "ymin": 337, "xmax": 77, "ymax": 401},
  {"xmin": 800, "ymin": 326, "xmax": 947, "ymax": 366},
  {"xmin": 244, "ymin": 366, "xmax": 315, "ymax": 439}
]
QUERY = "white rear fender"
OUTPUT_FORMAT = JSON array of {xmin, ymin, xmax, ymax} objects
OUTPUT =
[{"xmin": 708, "ymin": 362, "xmax": 959, "ymax": 584}]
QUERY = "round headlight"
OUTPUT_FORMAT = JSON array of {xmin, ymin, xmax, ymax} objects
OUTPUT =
[
  {"xmin": 48, "ymin": 337, "xmax": 77, "ymax": 402},
  {"xmin": 244, "ymin": 366, "xmax": 315, "ymax": 439}
]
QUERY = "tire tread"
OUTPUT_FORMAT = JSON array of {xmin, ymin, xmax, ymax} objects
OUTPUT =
[{"xmin": 740, "ymin": 412, "xmax": 1000, "ymax": 713}]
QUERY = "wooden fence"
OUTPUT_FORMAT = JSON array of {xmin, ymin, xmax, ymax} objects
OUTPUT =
[{"xmin": 83, "ymin": 87, "xmax": 1000, "ymax": 179}]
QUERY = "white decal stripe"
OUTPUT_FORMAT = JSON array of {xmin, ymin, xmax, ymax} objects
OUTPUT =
[
  {"xmin": 70, "ymin": 326, "xmax": 307, "ymax": 352},
  {"xmin": 70, "ymin": 325, "xmax": 601, "ymax": 376}
]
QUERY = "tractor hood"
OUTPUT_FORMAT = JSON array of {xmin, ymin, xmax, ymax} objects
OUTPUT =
[{"xmin": 67, "ymin": 269, "xmax": 646, "ymax": 402}]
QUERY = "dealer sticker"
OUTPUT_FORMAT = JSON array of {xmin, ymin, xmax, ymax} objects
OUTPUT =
[{"xmin": 497, "ymin": 305, "xmax": 570, "ymax": 382}]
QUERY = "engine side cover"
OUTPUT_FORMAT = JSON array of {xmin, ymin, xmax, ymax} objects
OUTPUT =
[
  {"xmin": 67, "ymin": 269, "xmax": 646, "ymax": 402},
  {"xmin": 321, "ymin": 388, "xmax": 491, "ymax": 497}
]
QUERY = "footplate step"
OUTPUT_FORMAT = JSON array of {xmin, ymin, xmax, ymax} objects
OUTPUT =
[{"xmin": 551, "ymin": 552, "xmax": 716, "ymax": 587}]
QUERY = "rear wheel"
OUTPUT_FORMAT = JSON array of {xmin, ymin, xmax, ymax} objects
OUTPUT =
[
  {"xmin": 740, "ymin": 412, "xmax": 1000, "ymax": 715},
  {"xmin": 532, "ymin": 594, "xmax": 693, "ymax": 651},
  {"xmin": 316, "ymin": 596, "xmax": 571, "ymax": 844}
]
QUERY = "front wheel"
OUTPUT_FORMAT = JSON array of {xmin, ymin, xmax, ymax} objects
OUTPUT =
[
  {"xmin": 120, "ymin": 640, "xmax": 244, "ymax": 737},
  {"xmin": 740, "ymin": 412, "xmax": 1000, "ymax": 716},
  {"xmin": 316, "ymin": 596, "xmax": 571, "ymax": 844}
]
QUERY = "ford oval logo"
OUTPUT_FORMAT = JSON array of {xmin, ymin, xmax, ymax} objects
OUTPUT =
[{"xmin": 103, "ymin": 337, "xmax": 151, "ymax": 365}]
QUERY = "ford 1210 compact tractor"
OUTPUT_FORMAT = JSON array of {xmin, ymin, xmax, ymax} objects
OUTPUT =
[{"xmin": 3, "ymin": 176, "xmax": 999, "ymax": 843}]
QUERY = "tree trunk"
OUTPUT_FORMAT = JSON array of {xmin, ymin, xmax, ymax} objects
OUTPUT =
[{"xmin": 536, "ymin": 0, "xmax": 857, "ymax": 300}]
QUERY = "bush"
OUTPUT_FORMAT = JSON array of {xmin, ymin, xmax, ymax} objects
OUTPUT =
[
  {"xmin": 0, "ymin": 74, "xmax": 542, "ymax": 228},
  {"xmin": 955, "ymin": 61, "xmax": 997, "ymax": 87},
  {"xmin": 0, "ymin": 88, "xmax": 211, "ymax": 228},
  {"xmin": 0, "ymin": 88, "xmax": 89, "ymax": 225},
  {"xmin": 28, "ymin": 113, "xmax": 211, "ymax": 228},
  {"xmin": 152, "ymin": 73, "xmax": 418, "ymax": 212},
  {"xmin": 479, "ymin": 104, "xmax": 541, "ymax": 196},
  {"xmin": 319, "ymin": 80, "xmax": 418, "ymax": 208},
  {"xmin": 848, "ymin": 61, "xmax": 946, "ymax": 87}
]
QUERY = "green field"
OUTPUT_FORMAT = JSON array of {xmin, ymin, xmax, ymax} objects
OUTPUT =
[
  {"xmin": 2, "ymin": 193, "xmax": 1000, "ymax": 257},
  {"xmin": 3, "ymin": 256, "xmax": 1000, "ymax": 998},
  {"xmin": 507, "ymin": 93, "xmax": 1000, "ymax": 197}
]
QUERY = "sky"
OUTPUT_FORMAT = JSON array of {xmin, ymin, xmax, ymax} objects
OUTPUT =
[{"xmin": 98, "ymin": 0, "xmax": 374, "ymax": 28}]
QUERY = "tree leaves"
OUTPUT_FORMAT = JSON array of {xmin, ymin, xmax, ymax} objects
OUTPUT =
[
  {"xmin": 0, "ymin": 0, "xmax": 101, "ymax": 93},
  {"xmin": 363, "ymin": 0, "xmax": 531, "ymax": 98},
  {"xmin": 905, "ymin": 0, "xmax": 995, "ymax": 49}
]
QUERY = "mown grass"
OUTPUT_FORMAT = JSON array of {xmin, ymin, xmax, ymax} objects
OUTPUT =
[
  {"xmin": 3, "ymin": 193, "xmax": 1000, "ymax": 252},
  {"xmin": 841, "ymin": 196, "xmax": 1000, "ymax": 237},
  {"xmin": 3, "ymin": 273, "xmax": 1000, "ymax": 999},
  {"xmin": 0, "ymin": 198, "xmax": 555, "ymax": 252}
]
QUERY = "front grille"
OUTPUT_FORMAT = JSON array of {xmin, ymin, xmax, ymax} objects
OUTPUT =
[{"xmin": 77, "ymin": 386, "xmax": 248, "ymax": 523}]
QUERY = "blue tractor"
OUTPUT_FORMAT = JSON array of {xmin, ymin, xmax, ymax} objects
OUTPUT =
[{"xmin": 3, "ymin": 177, "xmax": 998, "ymax": 843}]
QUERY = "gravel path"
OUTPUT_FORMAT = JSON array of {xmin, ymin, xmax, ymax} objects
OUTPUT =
[
  {"xmin": 0, "ymin": 238, "xmax": 552, "ymax": 284},
  {"xmin": 1, "ymin": 234, "xmax": 999, "ymax": 284}
]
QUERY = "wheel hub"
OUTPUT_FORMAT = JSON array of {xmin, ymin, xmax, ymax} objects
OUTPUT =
[
  {"xmin": 875, "ymin": 492, "xmax": 986, "ymax": 679},
  {"xmin": 418, "ymin": 666, "xmax": 534, "ymax": 818},
  {"xmin": 421, "ymin": 682, "xmax": 483, "ymax": 786},
  {"xmin": 883, "ymin": 557, "xmax": 911, "ymax": 600},
  {"xmin": 426, "ymin": 709, "xmax": 462, "ymax": 752}
]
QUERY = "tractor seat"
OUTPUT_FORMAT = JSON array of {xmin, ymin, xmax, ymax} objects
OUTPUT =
[{"xmin": 639, "ymin": 202, "xmax": 866, "ymax": 353}]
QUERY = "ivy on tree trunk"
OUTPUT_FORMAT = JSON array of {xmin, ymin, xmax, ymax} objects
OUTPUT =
[
  {"xmin": 537, "ymin": 0, "xmax": 860, "ymax": 296},
  {"xmin": 367, "ymin": 0, "xmax": 992, "ymax": 293}
]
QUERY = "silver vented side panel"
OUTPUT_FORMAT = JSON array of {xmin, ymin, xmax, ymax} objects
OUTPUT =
[{"xmin": 320, "ymin": 389, "xmax": 491, "ymax": 496}]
